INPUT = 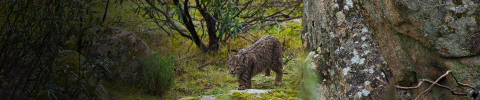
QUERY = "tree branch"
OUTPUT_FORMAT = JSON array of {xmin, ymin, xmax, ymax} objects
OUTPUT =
[
  {"xmin": 188, "ymin": 6, "xmax": 218, "ymax": 22},
  {"xmin": 264, "ymin": 16, "xmax": 302, "ymax": 22},
  {"xmin": 241, "ymin": 16, "xmax": 301, "ymax": 32},
  {"xmin": 233, "ymin": 0, "xmax": 253, "ymax": 18},
  {"xmin": 153, "ymin": 19, "xmax": 172, "ymax": 36},
  {"xmin": 145, "ymin": 0, "xmax": 193, "ymax": 40},
  {"xmin": 175, "ymin": 43, "xmax": 220, "ymax": 62},
  {"xmin": 101, "ymin": 0, "xmax": 110, "ymax": 24},
  {"xmin": 244, "ymin": 1, "xmax": 300, "ymax": 24}
]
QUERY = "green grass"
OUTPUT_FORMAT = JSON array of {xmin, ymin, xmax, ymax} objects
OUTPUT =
[
  {"xmin": 140, "ymin": 53, "xmax": 175, "ymax": 96},
  {"xmin": 91, "ymin": 0, "xmax": 306, "ymax": 100}
]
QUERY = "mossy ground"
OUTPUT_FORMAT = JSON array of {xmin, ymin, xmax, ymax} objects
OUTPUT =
[
  {"xmin": 220, "ymin": 89, "xmax": 301, "ymax": 100},
  {"xmin": 179, "ymin": 89, "xmax": 301, "ymax": 100},
  {"xmin": 89, "ymin": 1, "xmax": 306, "ymax": 99}
]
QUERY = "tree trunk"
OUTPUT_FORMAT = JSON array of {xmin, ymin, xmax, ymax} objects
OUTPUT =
[
  {"xmin": 196, "ymin": 0, "xmax": 219, "ymax": 51},
  {"xmin": 205, "ymin": 14, "xmax": 218, "ymax": 51},
  {"xmin": 176, "ymin": 0, "xmax": 207, "ymax": 50}
]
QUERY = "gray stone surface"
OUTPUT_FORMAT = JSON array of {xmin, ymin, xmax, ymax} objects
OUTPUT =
[
  {"xmin": 227, "ymin": 89, "xmax": 271, "ymax": 98},
  {"xmin": 199, "ymin": 95, "xmax": 216, "ymax": 100},
  {"xmin": 302, "ymin": 0, "xmax": 480, "ymax": 99}
]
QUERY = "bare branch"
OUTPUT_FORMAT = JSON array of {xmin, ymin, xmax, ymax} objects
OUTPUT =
[
  {"xmin": 145, "ymin": 0, "xmax": 193, "ymax": 39},
  {"xmin": 197, "ymin": 57, "xmax": 226, "ymax": 70},
  {"xmin": 388, "ymin": 70, "xmax": 480, "ymax": 99},
  {"xmin": 152, "ymin": 18, "xmax": 173, "ymax": 36},
  {"xmin": 241, "ymin": 16, "xmax": 301, "ymax": 32},
  {"xmin": 101, "ymin": 0, "xmax": 110, "ymax": 24},
  {"xmin": 264, "ymin": 16, "xmax": 302, "ymax": 22},
  {"xmin": 451, "ymin": 72, "xmax": 478, "ymax": 91},
  {"xmin": 243, "ymin": 1, "xmax": 301, "ymax": 24},
  {"xmin": 175, "ymin": 43, "xmax": 220, "ymax": 62},
  {"xmin": 234, "ymin": 0, "xmax": 253, "ymax": 18},
  {"xmin": 188, "ymin": 6, "xmax": 219, "ymax": 22},
  {"xmin": 396, "ymin": 79, "xmax": 467, "ymax": 96}
]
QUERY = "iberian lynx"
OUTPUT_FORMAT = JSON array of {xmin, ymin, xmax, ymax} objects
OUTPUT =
[{"xmin": 226, "ymin": 35, "xmax": 283, "ymax": 90}]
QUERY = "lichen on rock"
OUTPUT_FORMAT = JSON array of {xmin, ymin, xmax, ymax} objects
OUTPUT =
[{"xmin": 302, "ymin": 0, "xmax": 480, "ymax": 99}]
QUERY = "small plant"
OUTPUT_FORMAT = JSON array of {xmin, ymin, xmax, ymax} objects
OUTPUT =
[
  {"xmin": 296, "ymin": 52, "xmax": 320, "ymax": 100},
  {"xmin": 141, "ymin": 52, "xmax": 175, "ymax": 96}
]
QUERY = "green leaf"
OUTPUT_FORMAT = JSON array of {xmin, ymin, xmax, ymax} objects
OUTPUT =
[
  {"xmin": 9, "ymin": 34, "xmax": 18, "ymax": 40},
  {"xmin": 218, "ymin": 27, "xmax": 225, "ymax": 38},
  {"xmin": 202, "ymin": 0, "xmax": 210, "ymax": 4},
  {"xmin": 66, "ymin": 26, "xmax": 75, "ymax": 38},
  {"xmin": 67, "ymin": 14, "xmax": 75, "ymax": 22}
]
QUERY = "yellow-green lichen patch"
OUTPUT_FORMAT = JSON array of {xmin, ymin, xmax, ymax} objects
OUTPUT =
[
  {"xmin": 178, "ymin": 97, "xmax": 199, "ymax": 100},
  {"xmin": 218, "ymin": 89, "xmax": 301, "ymax": 100}
]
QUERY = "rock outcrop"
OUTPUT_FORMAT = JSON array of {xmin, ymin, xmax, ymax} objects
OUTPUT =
[{"xmin": 302, "ymin": 0, "xmax": 480, "ymax": 99}]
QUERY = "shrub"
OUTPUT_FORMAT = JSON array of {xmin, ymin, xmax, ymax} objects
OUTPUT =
[
  {"xmin": 0, "ymin": 0, "xmax": 106, "ymax": 99},
  {"xmin": 141, "ymin": 52, "xmax": 175, "ymax": 96}
]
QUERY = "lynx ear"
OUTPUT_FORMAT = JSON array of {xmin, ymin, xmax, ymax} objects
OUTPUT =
[
  {"xmin": 239, "ymin": 54, "xmax": 246, "ymax": 62},
  {"xmin": 227, "ymin": 51, "xmax": 232, "ymax": 59}
]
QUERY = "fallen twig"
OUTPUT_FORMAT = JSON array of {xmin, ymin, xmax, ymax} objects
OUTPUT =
[
  {"xmin": 197, "ymin": 57, "xmax": 226, "ymax": 70},
  {"xmin": 175, "ymin": 43, "xmax": 220, "ymax": 62},
  {"xmin": 451, "ymin": 72, "xmax": 478, "ymax": 91},
  {"xmin": 395, "ymin": 79, "xmax": 467, "ymax": 96},
  {"xmin": 415, "ymin": 70, "xmax": 451, "ymax": 100},
  {"xmin": 174, "ymin": 68, "xmax": 192, "ymax": 77},
  {"xmin": 378, "ymin": 70, "xmax": 479, "ymax": 99}
]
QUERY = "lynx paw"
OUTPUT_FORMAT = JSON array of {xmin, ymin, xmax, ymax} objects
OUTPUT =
[
  {"xmin": 274, "ymin": 81, "xmax": 283, "ymax": 85},
  {"xmin": 237, "ymin": 86, "xmax": 247, "ymax": 90}
]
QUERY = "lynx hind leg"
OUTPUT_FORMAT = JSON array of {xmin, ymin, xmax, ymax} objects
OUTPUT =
[{"xmin": 264, "ymin": 69, "xmax": 271, "ymax": 76}]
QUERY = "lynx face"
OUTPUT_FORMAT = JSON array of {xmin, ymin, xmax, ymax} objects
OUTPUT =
[{"xmin": 226, "ymin": 52, "xmax": 246, "ymax": 77}]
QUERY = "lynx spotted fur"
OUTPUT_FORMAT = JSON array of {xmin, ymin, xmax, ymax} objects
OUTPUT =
[{"xmin": 226, "ymin": 35, "xmax": 283, "ymax": 90}]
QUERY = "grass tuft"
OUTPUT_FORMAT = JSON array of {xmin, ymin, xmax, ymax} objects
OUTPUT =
[{"xmin": 140, "ymin": 53, "xmax": 175, "ymax": 96}]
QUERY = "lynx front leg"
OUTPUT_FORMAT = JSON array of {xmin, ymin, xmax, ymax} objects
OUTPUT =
[
  {"xmin": 272, "ymin": 63, "xmax": 283, "ymax": 85},
  {"xmin": 237, "ymin": 71, "xmax": 252, "ymax": 90},
  {"xmin": 247, "ymin": 78, "xmax": 252, "ymax": 89},
  {"xmin": 273, "ymin": 71, "xmax": 283, "ymax": 85},
  {"xmin": 237, "ymin": 77, "xmax": 253, "ymax": 90},
  {"xmin": 237, "ymin": 78, "xmax": 248, "ymax": 90}
]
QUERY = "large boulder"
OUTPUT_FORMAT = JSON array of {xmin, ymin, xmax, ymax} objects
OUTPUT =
[
  {"xmin": 90, "ymin": 27, "xmax": 151, "ymax": 83},
  {"xmin": 302, "ymin": 0, "xmax": 480, "ymax": 99}
]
